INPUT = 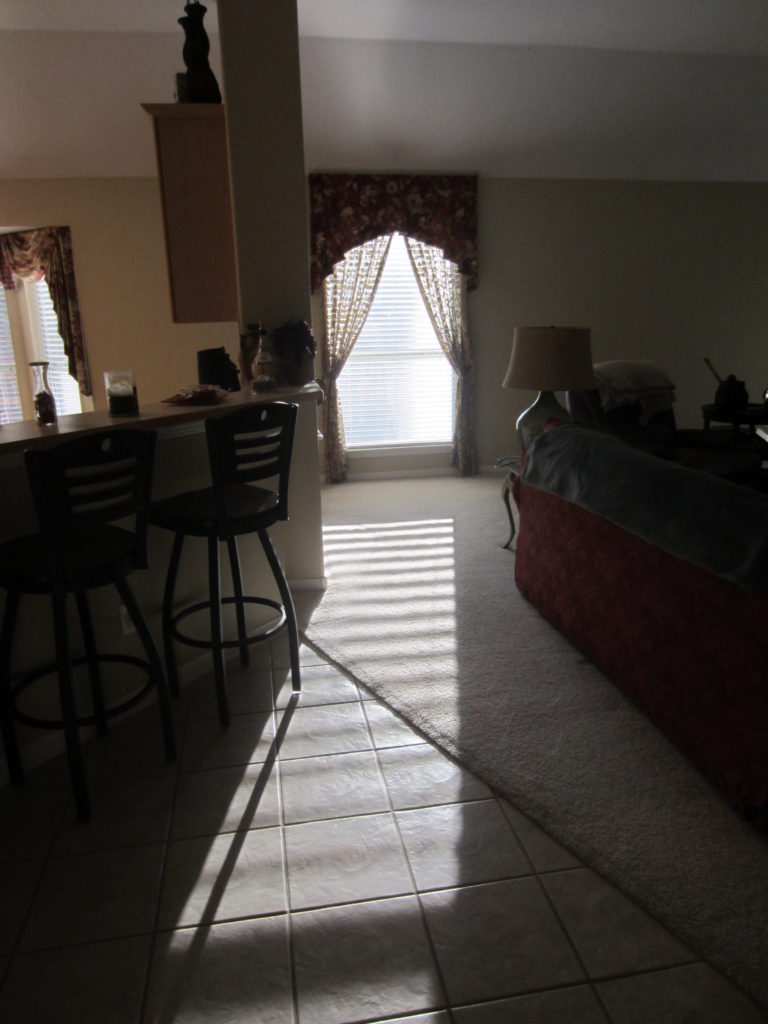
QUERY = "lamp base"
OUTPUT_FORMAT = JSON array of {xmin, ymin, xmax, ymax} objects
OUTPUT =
[{"xmin": 516, "ymin": 391, "xmax": 570, "ymax": 449}]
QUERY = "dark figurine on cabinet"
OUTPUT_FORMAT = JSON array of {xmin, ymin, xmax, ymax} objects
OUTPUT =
[{"xmin": 176, "ymin": 1, "xmax": 222, "ymax": 104}]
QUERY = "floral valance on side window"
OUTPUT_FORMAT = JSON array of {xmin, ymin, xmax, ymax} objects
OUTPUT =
[
  {"xmin": 0, "ymin": 226, "xmax": 92, "ymax": 396},
  {"xmin": 308, "ymin": 173, "xmax": 478, "ymax": 292}
]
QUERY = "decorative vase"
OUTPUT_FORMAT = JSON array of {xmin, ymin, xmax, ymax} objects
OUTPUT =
[
  {"xmin": 251, "ymin": 336, "xmax": 277, "ymax": 390},
  {"xmin": 240, "ymin": 322, "xmax": 267, "ymax": 382},
  {"xmin": 30, "ymin": 361, "xmax": 57, "ymax": 426}
]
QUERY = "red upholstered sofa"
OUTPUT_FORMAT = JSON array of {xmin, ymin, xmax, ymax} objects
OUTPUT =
[{"xmin": 514, "ymin": 424, "xmax": 768, "ymax": 827}]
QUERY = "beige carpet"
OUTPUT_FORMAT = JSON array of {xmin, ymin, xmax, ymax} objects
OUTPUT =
[{"xmin": 305, "ymin": 473, "xmax": 768, "ymax": 1012}]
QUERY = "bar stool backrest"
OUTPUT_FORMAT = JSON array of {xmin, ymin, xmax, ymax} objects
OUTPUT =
[
  {"xmin": 205, "ymin": 402, "xmax": 298, "ymax": 522},
  {"xmin": 24, "ymin": 429, "xmax": 157, "ymax": 576}
]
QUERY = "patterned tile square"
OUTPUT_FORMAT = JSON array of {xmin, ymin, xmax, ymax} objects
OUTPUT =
[
  {"xmin": 420, "ymin": 877, "xmax": 584, "ymax": 1005},
  {"xmin": 364, "ymin": 700, "xmax": 425, "ymax": 748},
  {"xmin": 0, "ymin": 785, "xmax": 68, "ymax": 862},
  {"xmin": 541, "ymin": 868, "xmax": 693, "ymax": 978},
  {"xmin": 369, "ymin": 1015, "xmax": 451, "ymax": 1024},
  {"xmin": 274, "ymin": 659, "xmax": 360, "ymax": 708},
  {"xmin": 0, "ymin": 860, "xmax": 44, "ymax": 955},
  {"xmin": 82, "ymin": 721, "xmax": 179, "ymax": 782},
  {"xmin": 498, "ymin": 800, "xmax": 581, "ymax": 872},
  {"xmin": 596, "ymin": 962, "xmax": 767, "ymax": 1024},
  {"xmin": 171, "ymin": 762, "xmax": 280, "ymax": 839},
  {"xmin": 144, "ymin": 916, "xmax": 294, "ymax": 1024},
  {"xmin": 20, "ymin": 844, "xmax": 165, "ymax": 950},
  {"xmin": 0, "ymin": 936, "xmax": 151, "ymax": 1024},
  {"xmin": 292, "ymin": 896, "xmax": 446, "ymax": 1024},
  {"xmin": 285, "ymin": 813, "xmax": 413, "ymax": 909},
  {"xmin": 186, "ymin": 666, "xmax": 275, "ymax": 719},
  {"xmin": 280, "ymin": 749, "xmax": 390, "ymax": 824},
  {"xmin": 276, "ymin": 701, "xmax": 371, "ymax": 760},
  {"xmin": 396, "ymin": 800, "xmax": 530, "ymax": 891},
  {"xmin": 452, "ymin": 985, "xmax": 607, "ymax": 1023},
  {"xmin": 271, "ymin": 637, "xmax": 326, "ymax": 670},
  {"xmin": 53, "ymin": 775, "xmax": 176, "ymax": 854},
  {"xmin": 158, "ymin": 827, "xmax": 286, "ymax": 929},
  {"xmin": 377, "ymin": 743, "xmax": 491, "ymax": 810},
  {"xmin": 181, "ymin": 712, "xmax": 274, "ymax": 771}
]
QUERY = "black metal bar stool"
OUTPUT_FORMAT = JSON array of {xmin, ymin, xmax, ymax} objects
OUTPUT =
[
  {"xmin": 149, "ymin": 401, "xmax": 301, "ymax": 726},
  {"xmin": 0, "ymin": 429, "xmax": 177, "ymax": 821}
]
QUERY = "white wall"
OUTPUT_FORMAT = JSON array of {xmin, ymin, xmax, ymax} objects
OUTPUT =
[
  {"xmin": 0, "ymin": 178, "xmax": 240, "ymax": 409},
  {"xmin": 473, "ymin": 178, "xmax": 768, "ymax": 462}
]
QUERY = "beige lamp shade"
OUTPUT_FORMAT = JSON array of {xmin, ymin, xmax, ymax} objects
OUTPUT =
[{"xmin": 503, "ymin": 327, "xmax": 594, "ymax": 391}]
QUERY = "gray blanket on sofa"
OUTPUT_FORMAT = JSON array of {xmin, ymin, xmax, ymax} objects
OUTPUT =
[{"xmin": 522, "ymin": 425, "xmax": 768, "ymax": 592}]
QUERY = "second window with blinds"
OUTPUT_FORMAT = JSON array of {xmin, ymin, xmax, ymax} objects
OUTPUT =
[
  {"xmin": 337, "ymin": 233, "xmax": 456, "ymax": 449},
  {"xmin": 0, "ymin": 276, "xmax": 82, "ymax": 424}
]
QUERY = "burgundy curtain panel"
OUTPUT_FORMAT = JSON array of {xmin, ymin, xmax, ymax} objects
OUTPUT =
[
  {"xmin": 0, "ymin": 226, "xmax": 91, "ymax": 396},
  {"xmin": 308, "ymin": 173, "xmax": 478, "ymax": 293}
]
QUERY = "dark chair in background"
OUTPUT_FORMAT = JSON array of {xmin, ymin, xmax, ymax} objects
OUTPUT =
[
  {"xmin": 150, "ymin": 402, "xmax": 301, "ymax": 726},
  {"xmin": 0, "ymin": 429, "xmax": 176, "ymax": 820}
]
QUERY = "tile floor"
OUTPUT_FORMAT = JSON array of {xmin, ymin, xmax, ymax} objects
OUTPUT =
[{"xmin": 0, "ymin": 640, "xmax": 765, "ymax": 1024}]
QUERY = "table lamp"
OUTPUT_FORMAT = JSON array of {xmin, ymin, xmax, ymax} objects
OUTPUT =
[{"xmin": 503, "ymin": 326, "xmax": 594, "ymax": 448}]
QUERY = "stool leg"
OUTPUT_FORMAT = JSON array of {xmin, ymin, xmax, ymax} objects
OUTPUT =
[
  {"xmin": 52, "ymin": 591, "xmax": 90, "ymax": 821},
  {"xmin": 208, "ymin": 535, "xmax": 229, "ymax": 726},
  {"xmin": 75, "ymin": 590, "xmax": 107, "ymax": 735},
  {"xmin": 226, "ymin": 534, "xmax": 249, "ymax": 668},
  {"xmin": 0, "ymin": 589, "xmax": 24, "ymax": 785},
  {"xmin": 162, "ymin": 532, "xmax": 185, "ymax": 698},
  {"xmin": 259, "ymin": 529, "xmax": 301, "ymax": 693},
  {"xmin": 116, "ymin": 577, "xmax": 176, "ymax": 763}
]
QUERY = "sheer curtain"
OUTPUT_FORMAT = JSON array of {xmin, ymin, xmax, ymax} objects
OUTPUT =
[
  {"xmin": 0, "ymin": 226, "xmax": 91, "ymax": 395},
  {"xmin": 322, "ymin": 234, "xmax": 392, "ymax": 482},
  {"xmin": 405, "ymin": 237, "xmax": 477, "ymax": 475}
]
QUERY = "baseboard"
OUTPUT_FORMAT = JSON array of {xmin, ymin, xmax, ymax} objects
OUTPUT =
[{"xmin": 346, "ymin": 467, "xmax": 457, "ymax": 481}]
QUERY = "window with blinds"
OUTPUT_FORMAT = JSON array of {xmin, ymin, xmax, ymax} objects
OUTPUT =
[
  {"xmin": 28, "ymin": 278, "xmax": 82, "ymax": 416},
  {"xmin": 0, "ymin": 277, "xmax": 81, "ymax": 423},
  {"xmin": 337, "ymin": 233, "xmax": 456, "ymax": 448}
]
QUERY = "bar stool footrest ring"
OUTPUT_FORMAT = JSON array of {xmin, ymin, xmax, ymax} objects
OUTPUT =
[
  {"xmin": 10, "ymin": 655, "xmax": 156, "ymax": 730},
  {"xmin": 171, "ymin": 595, "xmax": 287, "ymax": 651}
]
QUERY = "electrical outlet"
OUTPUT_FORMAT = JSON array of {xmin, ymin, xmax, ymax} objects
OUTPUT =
[{"xmin": 119, "ymin": 604, "xmax": 136, "ymax": 635}]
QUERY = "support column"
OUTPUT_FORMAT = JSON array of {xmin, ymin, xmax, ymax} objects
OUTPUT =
[
  {"xmin": 216, "ymin": 0, "xmax": 312, "ymax": 331},
  {"xmin": 217, "ymin": 0, "xmax": 324, "ymax": 589}
]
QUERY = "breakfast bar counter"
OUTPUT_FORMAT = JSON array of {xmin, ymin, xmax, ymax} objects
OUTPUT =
[
  {"xmin": 1, "ymin": 380, "xmax": 325, "ymax": 588},
  {"xmin": 0, "ymin": 382, "xmax": 323, "ymax": 457},
  {"xmin": 0, "ymin": 384, "xmax": 325, "ymax": 773}
]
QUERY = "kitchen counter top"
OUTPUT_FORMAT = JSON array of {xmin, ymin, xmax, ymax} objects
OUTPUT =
[{"xmin": 0, "ymin": 382, "xmax": 323, "ymax": 457}]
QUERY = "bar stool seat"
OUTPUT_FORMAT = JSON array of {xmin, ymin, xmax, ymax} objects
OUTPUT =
[
  {"xmin": 150, "ymin": 401, "xmax": 301, "ymax": 726},
  {"xmin": 0, "ymin": 429, "xmax": 177, "ymax": 821}
]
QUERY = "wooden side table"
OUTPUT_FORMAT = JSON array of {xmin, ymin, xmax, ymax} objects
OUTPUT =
[{"xmin": 701, "ymin": 403, "xmax": 768, "ymax": 435}]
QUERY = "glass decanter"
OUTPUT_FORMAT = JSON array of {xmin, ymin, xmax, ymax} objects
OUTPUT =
[{"xmin": 30, "ymin": 361, "xmax": 57, "ymax": 426}]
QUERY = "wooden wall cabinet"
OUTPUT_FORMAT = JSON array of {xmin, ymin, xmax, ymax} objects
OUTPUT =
[{"xmin": 143, "ymin": 104, "xmax": 238, "ymax": 324}]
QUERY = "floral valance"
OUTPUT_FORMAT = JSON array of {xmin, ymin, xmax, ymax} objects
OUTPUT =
[
  {"xmin": 309, "ymin": 173, "xmax": 478, "ymax": 292},
  {"xmin": 0, "ymin": 226, "xmax": 91, "ymax": 396}
]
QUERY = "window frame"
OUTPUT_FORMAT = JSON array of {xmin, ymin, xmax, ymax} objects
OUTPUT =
[
  {"xmin": 335, "ymin": 232, "xmax": 457, "ymax": 453},
  {"xmin": 0, "ymin": 277, "xmax": 90, "ymax": 423}
]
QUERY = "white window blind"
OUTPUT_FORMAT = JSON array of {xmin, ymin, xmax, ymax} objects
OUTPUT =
[
  {"xmin": 338, "ymin": 233, "xmax": 456, "ymax": 447},
  {"xmin": 0, "ymin": 287, "xmax": 22, "ymax": 424},
  {"xmin": 29, "ymin": 278, "xmax": 82, "ymax": 416}
]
